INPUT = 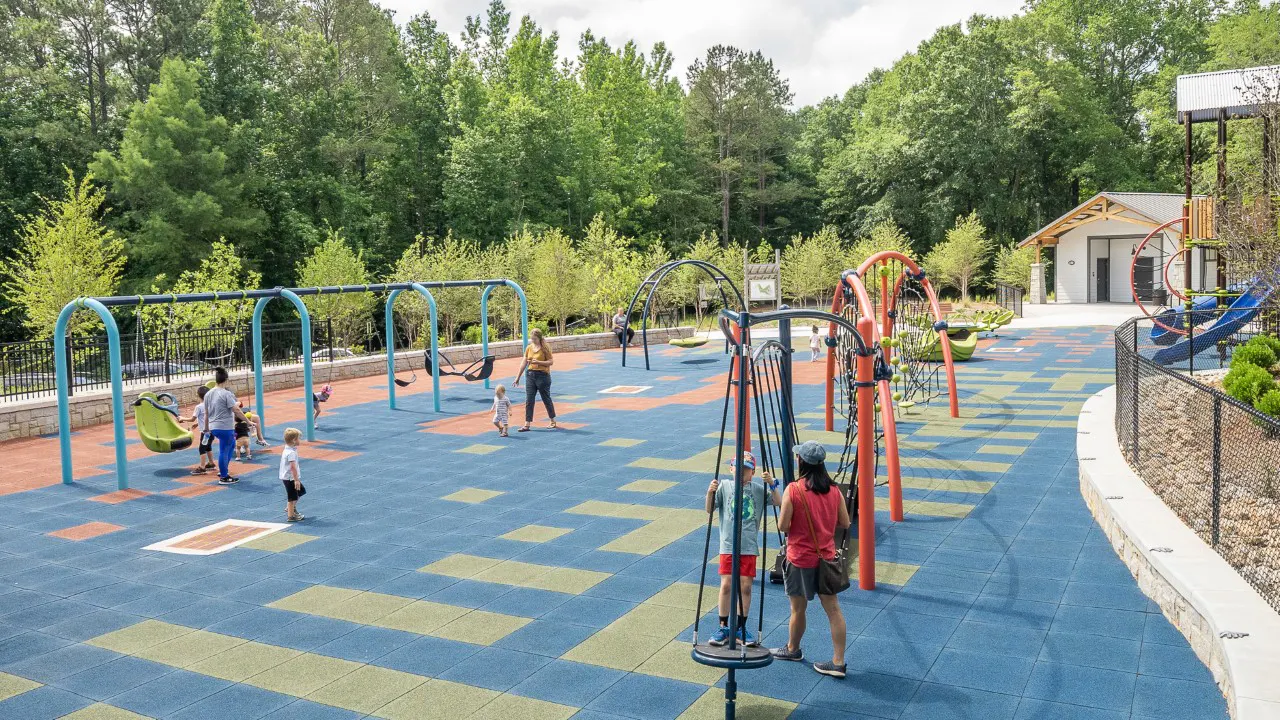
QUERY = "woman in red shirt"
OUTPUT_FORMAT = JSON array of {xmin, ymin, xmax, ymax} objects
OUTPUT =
[{"xmin": 771, "ymin": 440, "xmax": 851, "ymax": 678}]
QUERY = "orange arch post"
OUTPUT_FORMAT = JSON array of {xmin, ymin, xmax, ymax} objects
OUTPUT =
[
  {"xmin": 1130, "ymin": 217, "xmax": 1193, "ymax": 336},
  {"xmin": 855, "ymin": 316, "xmax": 878, "ymax": 590}
]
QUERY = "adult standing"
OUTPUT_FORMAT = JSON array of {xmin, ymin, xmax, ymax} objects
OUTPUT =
[
  {"xmin": 771, "ymin": 440, "xmax": 850, "ymax": 678},
  {"xmin": 612, "ymin": 308, "xmax": 634, "ymax": 347},
  {"xmin": 514, "ymin": 327, "xmax": 557, "ymax": 432},
  {"xmin": 203, "ymin": 367, "xmax": 251, "ymax": 485}
]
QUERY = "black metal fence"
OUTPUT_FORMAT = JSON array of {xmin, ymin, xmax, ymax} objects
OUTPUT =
[
  {"xmin": 1115, "ymin": 310, "xmax": 1280, "ymax": 611},
  {"xmin": 0, "ymin": 321, "xmax": 331, "ymax": 402},
  {"xmin": 996, "ymin": 283, "xmax": 1023, "ymax": 318}
]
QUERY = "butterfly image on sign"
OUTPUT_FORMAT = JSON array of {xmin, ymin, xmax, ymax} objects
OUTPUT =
[{"xmin": 749, "ymin": 279, "xmax": 777, "ymax": 301}]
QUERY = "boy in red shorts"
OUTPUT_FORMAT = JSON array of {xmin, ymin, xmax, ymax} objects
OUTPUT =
[{"xmin": 704, "ymin": 451, "xmax": 782, "ymax": 647}]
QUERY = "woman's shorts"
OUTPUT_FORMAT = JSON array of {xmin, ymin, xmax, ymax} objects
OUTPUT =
[{"xmin": 784, "ymin": 562, "xmax": 820, "ymax": 601}]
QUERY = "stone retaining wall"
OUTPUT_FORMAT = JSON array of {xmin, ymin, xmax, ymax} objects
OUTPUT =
[{"xmin": 0, "ymin": 327, "xmax": 693, "ymax": 442}]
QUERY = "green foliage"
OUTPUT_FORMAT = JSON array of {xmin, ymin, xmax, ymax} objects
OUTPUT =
[
  {"xmin": 1234, "ymin": 341, "xmax": 1278, "ymax": 371},
  {"xmin": 1225, "ymin": 361, "xmax": 1276, "ymax": 406},
  {"xmin": 1247, "ymin": 334, "xmax": 1280, "ymax": 359},
  {"xmin": 0, "ymin": 171, "xmax": 126, "ymax": 338},
  {"xmin": 142, "ymin": 240, "xmax": 262, "ymax": 356},
  {"xmin": 925, "ymin": 213, "xmax": 993, "ymax": 302},
  {"xmin": 296, "ymin": 228, "xmax": 374, "ymax": 348},
  {"xmin": 462, "ymin": 324, "xmax": 499, "ymax": 345},
  {"xmin": 849, "ymin": 220, "xmax": 913, "ymax": 267},
  {"xmin": 1255, "ymin": 389, "xmax": 1280, "ymax": 418},
  {"xmin": 781, "ymin": 226, "xmax": 845, "ymax": 305},
  {"xmin": 528, "ymin": 228, "xmax": 590, "ymax": 334},
  {"xmin": 993, "ymin": 244, "xmax": 1038, "ymax": 292},
  {"xmin": 572, "ymin": 323, "xmax": 605, "ymax": 335},
  {"xmin": 580, "ymin": 215, "xmax": 646, "ymax": 323}
]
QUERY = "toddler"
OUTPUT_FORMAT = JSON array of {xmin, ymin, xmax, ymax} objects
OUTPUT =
[
  {"xmin": 234, "ymin": 406, "xmax": 255, "ymax": 461},
  {"xmin": 186, "ymin": 386, "xmax": 214, "ymax": 474},
  {"xmin": 279, "ymin": 427, "xmax": 305, "ymax": 522},
  {"xmin": 312, "ymin": 384, "xmax": 332, "ymax": 428},
  {"xmin": 491, "ymin": 384, "xmax": 512, "ymax": 437},
  {"xmin": 809, "ymin": 326, "xmax": 823, "ymax": 362}
]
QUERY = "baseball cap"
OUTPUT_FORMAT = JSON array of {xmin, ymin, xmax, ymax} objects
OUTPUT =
[
  {"xmin": 726, "ymin": 451, "xmax": 757, "ymax": 470},
  {"xmin": 792, "ymin": 440, "xmax": 827, "ymax": 465}
]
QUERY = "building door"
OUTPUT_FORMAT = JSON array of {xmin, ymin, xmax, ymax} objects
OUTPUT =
[{"xmin": 1096, "ymin": 258, "xmax": 1110, "ymax": 302}]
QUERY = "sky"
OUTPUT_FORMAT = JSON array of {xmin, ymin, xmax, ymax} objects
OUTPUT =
[{"xmin": 378, "ymin": 0, "xmax": 1027, "ymax": 106}]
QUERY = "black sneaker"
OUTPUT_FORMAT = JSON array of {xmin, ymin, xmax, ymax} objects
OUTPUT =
[
  {"xmin": 771, "ymin": 646, "xmax": 804, "ymax": 662},
  {"xmin": 813, "ymin": 661, "xmax": 847, "ymax": 678},
  {"xmin": 217, "ymin": 476, "xmax": 239, "ymax": 485}
]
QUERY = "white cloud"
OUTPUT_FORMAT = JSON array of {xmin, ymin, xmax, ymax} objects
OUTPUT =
[{"xmin": 377, "ymin": 0, "xmax": 1026, "ymax": 105}]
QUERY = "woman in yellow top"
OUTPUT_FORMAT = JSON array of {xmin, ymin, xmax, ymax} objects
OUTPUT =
[{"xmin": 514, "ymin": 327, "xmax": 557, "ymax": 431}]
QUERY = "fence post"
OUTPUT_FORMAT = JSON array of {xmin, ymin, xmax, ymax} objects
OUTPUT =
[
  {"xmin": 1211, "ymin": 395, "xmax": 1222, "ymax": 547},
  {"xmin": 1131, "ymin": 325, "xmax": 1139, "ymax": 463},
  {"xmin": 163, "ymin": 328, "xmax": 171, "ymax": 384}
]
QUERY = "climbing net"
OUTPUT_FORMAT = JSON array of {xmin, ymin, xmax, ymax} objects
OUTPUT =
[{"xmin": 883, "ymin": 267, "xmax": 947, "ymax": 411}]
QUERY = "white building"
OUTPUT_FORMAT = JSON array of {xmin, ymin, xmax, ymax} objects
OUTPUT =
[{"xmin": 1018, "ymin": 192, "xmax": 1215, "ymax": 304}]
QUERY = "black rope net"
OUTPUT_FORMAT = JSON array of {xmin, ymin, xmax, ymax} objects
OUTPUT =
[{"xmin": 873, "ymin": 263, "xmax": 946, "ymax": 411}]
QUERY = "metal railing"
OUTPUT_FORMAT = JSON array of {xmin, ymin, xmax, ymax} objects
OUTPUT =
[
  {"xmin": 1115, "ymin": 310, "xmax": 1280, "ymax": 611},
  {"xmin": 996, "ymin": 283, "xmax": 1023, "ymax": 318}
]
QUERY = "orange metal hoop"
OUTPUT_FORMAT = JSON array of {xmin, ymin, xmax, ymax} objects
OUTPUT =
[{"xmin": 1128, "ymin": 217, "xmax": 1191, "ymax": 337}]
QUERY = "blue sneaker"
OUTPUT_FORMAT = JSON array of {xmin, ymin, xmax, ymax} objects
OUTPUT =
[
  {"xmin": 708, "ymin": 626, "xmax": 732, "ymax": 647},
  {"xmin": 739, "ymin": 628, "xmax": 759, "ymax": 647}
]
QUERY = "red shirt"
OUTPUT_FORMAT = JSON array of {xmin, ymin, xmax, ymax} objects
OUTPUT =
[{"xmin": 785, "ymin": 482, "xmax": 842, "ymax": 569}]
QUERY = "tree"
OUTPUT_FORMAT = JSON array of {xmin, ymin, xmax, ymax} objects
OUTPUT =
[
  {"xmin": 143, "ymin": 239, "xmax": 261, "ymax": 353},
  {"xmin": 527, "ymin": 228, "xmax": 589, "ymax": 334},
  {"xmin": 781, "ymin": 226, "xmax": 845, "ymax": 306},
  {"xmin": 850, "ymin": 220, "xmax": 913, "ymax": 268},
  {"xmin": 581, "ymin": 214, "xmax": 644, "ymax": 324},
  {"xmin": 0, "ymin": 170, "xmax": 125, "ymax": 338},
  {"xmin": 925, "ymin": 213, "xmax": 992, "ymax": 302},
  {"xmin": 993, "ymin": 243, "xmax": 1037, "ymax": 291},
  {"xmin": 90, "ymin": 58, "xmax": 265, "ymax": 282},
  {"xmin": 296, "ymin": 227, "xmax": 374, "ymax": 349}
]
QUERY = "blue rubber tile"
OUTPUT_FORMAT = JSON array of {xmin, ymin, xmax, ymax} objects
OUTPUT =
[
  {"xmin": 925, "ymin": 648, "xmax": 1034, "ymax": 695},
  {"xmin": 0, "ymin": 631, "xmax": 73, "ymax": 668},
  {"xmin": 1142, "ymin": 612, "xmax": 1187, "ymax": 646},
  {"xmin": 324, "ymin": 564, "xmax": 408, "ymax": 591},
  {"xmin": 40, "ymin": 609, "xmax": 139, "ymax": 643},
  {"xmin": 899, "ymin": 682, "xmax": 1020, "ymax": 720},
  {"xmin": 903, "ymin": 567, "xmax": 990, "ymax": 595},
  {"xmin": 427, "ymin": 579, "xmax": 512, "ymax": 609},
  {"xmin": 883, "ymin": 589, "xmax": 977, "ymax": 619},
  {"xmin": 1137, "ymin": 642, "xmax": 1215, "ymax": 684},
  {"xmin": 375, "ymin": 635, "xmax": 482, "ymax": 678},
  {"xmin": 845, "ymin": 636, "xmax": 943, "ymax": 681},
  {"xmin": 583, "ymin": 575, "xmax": 670, "ymax": 603},
  {"xmin": 262, "ymin": 699, "xmax": 365, "ymax": 719},
  {"xmin": 78, "ymin": 581, "xmax": 160, "ymax": 609},
  {"xmin": 275, "ymin": 558, "xmax": 362, "ymax": 584},
  {"xmin": 787, "ymin": 704, "xmax": 884, "ymax": 720},
  {"xmin": 223, "ymin": 578, "xmax": 314, "ymax": 606},
  {"xmin": 0, "ymin": 589, "xmax": 59, "ymax": 615},
  {"xmin": 1037, "ymin": 631, "xmax": 1140, "ymax": 673},
  {"xmin": 3, "ymin": 598, "xmax": 102, "ymax": 630},
  {"xmin": 802, "ymin": 671, "xmax": 920, "ymax": 719},
  {"xmin": 494, "ymin": 618, "xmax": 600, "ymax": 658},
  {"xmin": 256, "ymin": 615, "xmax": 359, "ymax": 652},
  {"xmin": 541, "ymin": 596, "xmax": 636, "ymax": 629},
  {"xmin": 51, "ymin": 656, "xmax": 174, "ymax": 699},
  {"xmin": 585, "ymin": 673, "xmax": 703, "ymax": 720},
  {"xmin": 1004, "ymin": 538, "xmax": 1082, "ymax": 560},
  {"xmin": 437, "ymin": 646, "xmax": 553, "ymax": 692},
  {"xmin": 992, "ymin": 554, "xmax": 1075, "ymax": 580},
  {"xmin": 510, "ymin": 659, "xmax": 626, "ymax": 708},
  {"xmin": 205, "ymin": 607, "xmax": 302, "ymax": 641},
  {"xmin": 169, "ymin": 682, "xmax": 297, "ymax": 720},
  {"xmin": 135, "ymin": 561, "xmax": 219, "ymax": 589},
  {"xmin": 5, "ymin": 641, "xmax": 118, "ymax": 682},
  {"xmin": 1068, "ymin": 560, "xmax": 1135, "ymax": 586},
  {"xmin": 0, "ymin": 684, "xmax": 92, "ymax": 719},
  {"xmin": 1049, "ymin": 605, "xmax": 1145, "ymax": 641},
  {"xmin": 183, "ymin": 570, "xmax": 264, "ymax": 596},
  {"xmin": 109, "ymin": 669, "xmax": 233, "ymax": 718},
  {"xmin": 30, "ymin": 570, "xmax": 121, "ymax": 598},
  {"xmin": 729, "ymin": 653, "xmax": 823, "ymax": 703},
  {"xmin": 964, "ymin": 596, "xmax": 1057, "ymax": 631},
  {"xmin": 312, "ymin": 625, "xmax": 415, "ymax": 664},
  {"xmin": 860, "ymin": 610, "xmax": 960, "ymax": 648},
  {"xmin": 368, "ymin": 570, "xmax": 457, "ymax": 600},
  {"xmin": 113, "ymin": 588, "xmax": 205, "ymax": 617},
  {"xmin": 480, "ymin": 587, "xmax": 574, "ymax": 619},
  {"xmin": 1022, "ymin": 661, "xmax": 1136, "ymax": 712},
  {"xmin": 1060, "ymin": 580, "xmax": 1151, "ymax": 612},
  {"xmin": 1131, "ymin": 674, "xmax": 1228, "ymax": 719},
  {"xmin": 979, "ymin": 575, "xmax": 1068, "ymax": 604},
  {"xmin": 1012, "ymin": 698, "xmax": 1127, "ymax": 720}
]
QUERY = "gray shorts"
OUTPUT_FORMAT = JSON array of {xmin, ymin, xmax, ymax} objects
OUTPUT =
[{"xmin": 784, "ymin": 562, "xmax": 820, "ymax": 601}]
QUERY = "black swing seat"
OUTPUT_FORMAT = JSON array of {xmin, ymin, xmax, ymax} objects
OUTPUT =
[
  {"xmin": 424, "ymin": 353, "xmax": 496, "ymax": 382},
  {"xmin": 691, "ymin": 643, "xmax": 774, "ymax": 670}
]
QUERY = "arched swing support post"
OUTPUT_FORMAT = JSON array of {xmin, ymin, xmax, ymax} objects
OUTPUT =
[
  {"xmin": 252, "ymin": 289, "xmax": 315, "ymax": 441},
  {"xmin": 479, "ymin": 280, "xmax": 530, "ymax": 389},
  {"xmin": 385, "ymin": 284, "xmax": 440, "ymax": 413},
  {"xmin": 622, "ymin": 260, "xmax": 744, "ymax": 370},
  {"xmin": 55, "ymin": 298, "xmax": 128, "ymax": 488}
]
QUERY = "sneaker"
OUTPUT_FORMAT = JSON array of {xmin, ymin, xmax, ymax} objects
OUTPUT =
[
  {"xmin": 813, "ymin": 661, "xmax": 847, "ymax": 679},
  {"xmin": 707, "ymin": 626, "xmax": 732, "ymax": 647},
  {"xmin": 287, "ymin": 514, "xmax": 304, "ymax": 522},
  {"xmin": 739, "ymin": 628, "xmax": 759, "ymax": 647},
  {"xmin": 770, "ymin": 646, "xmax": 804, "ymax": 662},
  {"xmin": 255, "ymin": 439, "xmax": 268, "ymax": 447},
  {"xmin": 189, "ymin": 467, "xmax": 207, "ymax": 475},
  {"xmin": 217, "ymin": 476, "xmax": 239, "ymax": 485}
]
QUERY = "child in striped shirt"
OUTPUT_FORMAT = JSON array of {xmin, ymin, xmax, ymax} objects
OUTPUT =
[{"xmin": 492, "ymin": 385, "xmax": 512, "ymax": 437}]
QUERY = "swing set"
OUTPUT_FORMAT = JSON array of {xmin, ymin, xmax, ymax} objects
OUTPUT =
[{"xmin": 53, "ymin": 279, "xmax": 528, "ymax": 491}]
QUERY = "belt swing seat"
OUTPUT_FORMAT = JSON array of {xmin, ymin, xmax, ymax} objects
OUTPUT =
[{"xmin": 394, "ymin": 348, "xmax": 496, "ymax": 387}]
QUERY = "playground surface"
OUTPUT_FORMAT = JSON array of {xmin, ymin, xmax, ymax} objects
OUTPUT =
[{"xmin": 0, "ymin": 326, "xmax": 1229, "ymax": 720}]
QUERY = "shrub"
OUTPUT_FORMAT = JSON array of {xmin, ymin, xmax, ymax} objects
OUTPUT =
[
  {"xmin": 1233, "ymin": 341, "xmax": 1277, "ymax": 370},
  {"xmin": 1256, "ymin": 389, "xmax": 1280, "ymax": 418},
  {"xmin": 1225, "ymin": 362, "xmax": 1276, "ymax": 405},
  {"xmin": 571, "ymin": 323, "xmax": 604, "ymax": 335},
  {"xmin": 462, "ymin": 325, "xmax": 498, "ymax": 345},
  {"xmin": 1248, "ymin": 334, "xmax": 1280, "ymax": 359},
  {"xmin": 530, "ymin": 320, "xmax": 551, "ymax": 337}
]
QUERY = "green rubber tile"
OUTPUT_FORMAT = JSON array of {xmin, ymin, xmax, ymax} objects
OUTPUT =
[
  {"xmin": 59, "ymin": 704, "xmax": 153, "ymax": 720},
  {"xmin": 0, "ymin": 672, "xmax": 41, "ymax": 702},
  {"xmin": 187, "ymin": 640, "xmax": 301, "ymax": 682},
  {"xmin": 599, "ymin": 438, "xmax": 646, "ymax": 448},
  {"xmin": 562, "ymin": 629, "xmax": 669, "ymax": 671},
  {"xmin": 627, "ymin": 446, "xmax": 726, "ymax": 474},
  {"xmin": 644, "ymin": 583, "xmax": 701, "ymax": 611},
  {"xmin": 269, "ymin": 585, "xmax": 362, "ymax": 615},
  {"xmin": 88, "ymin": 620, "xmax": 196, "ymax": 655},
  {"xmin": 376, "ymin": 601, "xmax": 470, "ymax": 635},
  {"xmin": 240, "ymin": 531, "xmax": 318, "ymax": 552},
  {"xmin": 898, "ymin": 476, "xmax": 994, "ymax": 494},
  {"xmin": 617, "ymin": 480, "xmax": 678, "ymax": 494},
  {"xmin": 433, "ymin": 609, "xmax": 531, "ymax": 646},
  {"xmin": 137, "ymin": 629, "xmax": 247, "ymax": 669},
  {"xmin": 306, "ymin": 664, "xmax": 425, "ymax": 715},
  {"xmin": 499, "ymin": 525, "xmax": 573, "ymax": 543},
  {"xmin": 420, "ymin": 554, "xmax": 503, "ymax": 579},
  {"xmin": 676, "ymin": 688, "xmax": 795, "ymax": 719},
  {"xmin": 526, "ymin": 567, "xmax": 612, "ymax": 594},
  {"xmin": 636, "ymin": 641, "xmax": 725, "ymax": 685},
  {"xmin": 248, "ymin": 652, "xmax": 362, "ymax": 697},
  {"xmin": 323, "ymin": 591, "xmax": 415, "ymax": 625},
  {"xmin": 453, "ymin": 445, "xmax": 505, "ymax": 457},
  {"xmin": 469, "ymin": 693, "xmax": 578, "ymax": 720},
  {"xmin": 606, "ymin": 604, "xmax": 693, "ymax": 640},
  {"xmin": 977, "ymin": 444, "xmax": 1027, "ymax": 455},
  {"xmin": 373, "ymin": 679, "xmax": 498, "ymax": 720}
]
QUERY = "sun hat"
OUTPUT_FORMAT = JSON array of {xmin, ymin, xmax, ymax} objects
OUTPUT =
[
  {"xmin": 792, "ymin": 440, "xmax": 827, "ymax": 465},
  {"xmin": 726, "ymin": 451, "xmax": 756, "ymax": 470}
]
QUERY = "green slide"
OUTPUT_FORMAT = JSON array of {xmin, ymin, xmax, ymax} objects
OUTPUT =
[{"xmin": 133, "ymin": 392, "xmax": 194, "ymax": 453}]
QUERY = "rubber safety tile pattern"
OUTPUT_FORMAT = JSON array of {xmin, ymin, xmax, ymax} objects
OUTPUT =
[{"xmin": 0, "ymin": 326, "xmax": 1229, "ymax": 719}]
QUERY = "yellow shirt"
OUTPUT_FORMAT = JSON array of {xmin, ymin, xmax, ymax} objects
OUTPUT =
[{"xmin": 525, "ymin": 344, "xmax": 553, "ymax": 373}]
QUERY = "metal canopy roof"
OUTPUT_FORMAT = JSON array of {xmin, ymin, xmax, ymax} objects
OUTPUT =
[{"xmin": 1177, "ymin": 65, "xmax": 1280, "ymax": 123}]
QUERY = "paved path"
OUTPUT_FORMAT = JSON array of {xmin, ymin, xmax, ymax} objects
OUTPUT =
[{"xmin": 0, "ymin": 325, "xmax": 1228, "ymax": 719}]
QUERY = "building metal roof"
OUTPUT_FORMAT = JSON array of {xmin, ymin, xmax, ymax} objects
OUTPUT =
[
  {"xmin": 1177, "ymin": 65, "xmax": 1280, "ymax": 123},
  {"xmin": 1019, "ymin": 192, "xmax": 1207, "ymax": 247}
]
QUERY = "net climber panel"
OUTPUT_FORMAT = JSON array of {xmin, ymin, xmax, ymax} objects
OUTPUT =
[{"xmin": 871, "ymin": 262, "xmax": 947, "ymax": 412}]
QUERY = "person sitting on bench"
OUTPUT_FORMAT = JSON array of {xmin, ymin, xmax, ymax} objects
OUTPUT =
[{"xmin": 612, "ymin": 308, "xmax": 635, "ymax": 347}]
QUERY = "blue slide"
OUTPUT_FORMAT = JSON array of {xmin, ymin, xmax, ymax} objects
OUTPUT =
[
  {"xmin": 1151, "ymin": 285, "xmax": 1271, "ymax": 365},
  {"xmin": 1150, "ymin": 295, "xmax": 1218, "ymax": 346}
]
